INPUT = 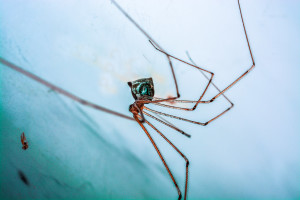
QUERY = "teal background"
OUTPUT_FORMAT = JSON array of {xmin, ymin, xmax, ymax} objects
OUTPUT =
[{"xmin": 1, "ymin": 0, "xmax": 299, "ymax": 199}]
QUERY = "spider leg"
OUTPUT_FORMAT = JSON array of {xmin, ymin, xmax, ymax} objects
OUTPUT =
[
  {"xmin": 133, "ymin": 115, "xmax": 182, "ymax": 200},
  {"xmin": 0, "ymin": 58, "xmax": 134, "ymax": 121},
  {"xmin": 144, "ymin": 118, "xmax": 189, "ymax": 200},
  {"xmin": 143, "ymin": 110, "xmax": 191, "ymax": 138},
  {"xmin": 148, "ymin": 52, "xmax": 235, "ymax": 124},
  {"xmin": 21, "ymin": 133, "xmax": 24, "ymax": 144},
  {"xmin": 203, "ymin": 0, "xmax": 255, "ymax": 103},
  {"xmin": 145, "ymin": 106, "xmax": 206, "ymax": 126},
  {"xmin": 149, "ymin": 0, "xmax": 255, "ymax": 106},
  {"xmin": 152, "ymin": 101, "xmax": 234, "ymax": 126},
  {"xmin": 151, "ymin": 112, "xmax": 187, "ymax": 135},
  {"xmin": 150, "ymin": 52, "xmax": 234, "ymax": 111},
  {"xmin": 112, "ymin": 0, "xmax": 253, "ymax": 108},
  {"xmin": 145, "ymin": 103, "xmax": 233, "ymax": 126},
  {"xmin": 137, "ymin": 41, "xmax": 214, "ymax": 106},
  {"xmin": 111, "ymin": 0, "xmax": 181, "ymax": 101},
  {"xmin": 23, "ymin": 133, "xmax": 27, "ymax": 141},
  {"xmin": 112, "ymin": 0, "xmax": 232, "ymax": 109}
]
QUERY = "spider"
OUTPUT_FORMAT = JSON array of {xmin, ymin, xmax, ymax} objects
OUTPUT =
[
  {"xmin": 0, "ymin": 0, "xmax": 255, "ymax": 199},
  {"xmin": 21, "ymin": 132, "xmax": 28, "ymax": 150}
]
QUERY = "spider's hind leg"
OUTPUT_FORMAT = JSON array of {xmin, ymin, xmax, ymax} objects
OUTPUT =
[
  {"xmin": 143, "ymin": 110, "xmax": 191, "ymax": 138},
  {"xmin": 133, "ymin": 115, "xmax": 183, "ymax": 200},
  {"xmin": 144, "ymin": 118, "xmax": 189, "ymax": 200},
  {"xmin": 145, "ymin": 101, "xmax": 234, "ymax": 126}
]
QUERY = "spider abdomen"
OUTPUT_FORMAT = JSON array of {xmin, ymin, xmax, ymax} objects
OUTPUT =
[{"xmin": 128, "ymin": 78, "xmax": 154, "ymax": 100}]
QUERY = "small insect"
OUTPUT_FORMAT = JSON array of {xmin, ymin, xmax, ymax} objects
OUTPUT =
[
  {"xmin": 21, "ymin": 132, "xmax": 28, "ymax": 150},
  {"xmin": 0, "ymin": 0, "xmax": 255, "ymax": 199}
]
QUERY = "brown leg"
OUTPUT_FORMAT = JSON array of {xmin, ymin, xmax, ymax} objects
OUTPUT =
[
  {"xmin": 143, "ymin": 111, "xmax": 191, "ymax": 137},
  {"xmin": 148, "ymin": 0, "xmax": 255, "ymax": 106},
  {"xmin": 144, "ymin": 119, "xmax": 189, "ymax": 200},
  {"xmin": 111, "ymin": 0, "xmax": 181, "ymax": 100},
  {"xmin": 135, "ymin": 39, "xmax": 214, "ymax": 106},
  {"xmin": 149, "ymin": 40, "xmax": 214, "ymax": 108},
  {"xmin": 112, "ymin": 0, "xmax": 254, "ymax": 110},
  {"xmin": 205, "ymin": 0, "xmax": 255, "ymax": 102},
  {"xmin": 0, "ymin": 58, "xmax": 134, "ymax": 121},
  {"xmin": 144, "ymin": 103, "xmax": 233, "ymax": 126},
  {"xmin": 21, "ymin": 133, "xmax": 24, "ymax": 144},
  {"xmin": 133, "ymin": 115, "xmax": 182, "ymax": 200},
  {"xmin": 147, "ymin": 51, "xmax": 235, "ymax": 125}
]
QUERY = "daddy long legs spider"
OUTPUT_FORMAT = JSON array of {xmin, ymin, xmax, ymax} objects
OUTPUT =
[{"xmin": 0, "ymin": 0, "xmax": 255, "ymax": 199}]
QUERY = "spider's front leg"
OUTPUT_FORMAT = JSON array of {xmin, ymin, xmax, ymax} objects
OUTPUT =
[
  {"xmin": 149, "ymin": 52, "xmax": 235, "ymax": 126},
  {"xmin": 144, "ymin": 119, "xmax": 189, "ymax": 200},
  {"xmin": 148, "ymin": 40, "xmax": 214, "ymax": 110},
  {"xmin": 148, "ymin": 0, "xmax": 255, "ymax": 107}
]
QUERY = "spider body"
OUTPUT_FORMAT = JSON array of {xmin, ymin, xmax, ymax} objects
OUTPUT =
[
  {"xmin": 128, "ymin": 78, "xmax": 155, "ymax": 122},
  {"xmin": 128, "ymin": 78, "xmax": 154, "ymax": 100}
]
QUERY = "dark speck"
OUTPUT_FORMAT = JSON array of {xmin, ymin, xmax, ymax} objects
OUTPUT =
[{"xmin": 18, "ymin": 170, "xmax": 30, "ymax": 186}]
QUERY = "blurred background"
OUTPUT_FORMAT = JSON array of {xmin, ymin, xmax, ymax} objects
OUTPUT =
[{"xmin": 0, "ymin": 0, "xmax": 299, "ymax": 199}]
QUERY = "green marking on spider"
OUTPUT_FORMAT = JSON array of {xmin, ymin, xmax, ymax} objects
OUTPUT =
[{"xmin": 128, "ymin": 78, "xmax": 154, "ymax": 100}]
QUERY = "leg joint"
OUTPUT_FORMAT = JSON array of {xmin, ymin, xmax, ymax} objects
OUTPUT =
[{"xmin": 186, "ymin": 160, "xmax": 190, "ymax": 167}]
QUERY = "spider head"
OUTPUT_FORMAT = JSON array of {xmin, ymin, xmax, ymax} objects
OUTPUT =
[{"xmin": 128, "ymin": 78, "xmax": 154, "ymax": 100}]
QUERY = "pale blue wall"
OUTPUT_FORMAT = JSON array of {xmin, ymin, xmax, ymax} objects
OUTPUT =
[{"xmin": 1, "ymin": 0, "xmax": 299, "ymax": 199}]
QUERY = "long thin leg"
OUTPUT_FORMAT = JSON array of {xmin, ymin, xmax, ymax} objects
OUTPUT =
[
  {"xmin": 135, "ymin": 40, "xmax": 214, "ymax": 106},
  {"xmin": 145, "ymin": 106, "xmax": 206, "ymax": 125},
  {"xmin": 143, "ymin": 111, "xmax": 191, "ymax": 138},
  {"xmin": 111, "ymin": 0, "xmax": 184, "ymax": 102},
  {"xmin": 148, "ymin": 59, "xmax": 235, "ymax": 123},
  {"xmin": 0, "ymin": 58, "xmax": 134, "ymax": 121},
  {"xmin": 133, "ymin": 115, "xmax": 182, "ymax": 200},
  {"xmin": 151, "ymin": 112, "xmax": 187, "ymax": 136},
  {"xmin": 21, "ymin": 133, "xmax": 24, "ymax": 144},
  {"xmin": 149, "ymin": 52, "xmax": 235, "ymax": 122},
  {"xmin": 204, "ymin": 0, "xmax": 255, "ymax": 102},
  {"xmin": 148, "ymin": 0, "xmax": 255, "ymax": 105},
  {"xmin": 209, "ymin": 0, "xmax": 255, "ymax": 102},
  {"xmin": 144, "ymin": 119, "xmax": 189, "ymax": 200},
  {"xmin": 112, "ymin": 0, "xmax": 254, "ymax": 108},
  {"xmin": 150, "ymin": 51, "xmax": 234, "ymax": 112},
  {"xmin": 145, "ymin": 103, "xmax": 233, "ymax": 126},
  {"xmin": 149, "ymin": 39, "xmax": 253, "ymax": 105},
  {"xmin": 149, "ymin": 40, "xmax": 214, "ymax": 108}
]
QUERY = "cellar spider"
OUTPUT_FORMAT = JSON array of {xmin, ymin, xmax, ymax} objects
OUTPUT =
[{"xmin": 0, "ymin": 0, "xmax": 255, "ymax": 199}]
